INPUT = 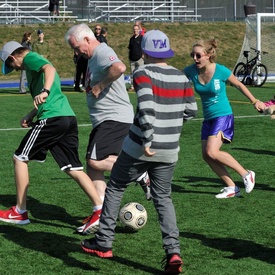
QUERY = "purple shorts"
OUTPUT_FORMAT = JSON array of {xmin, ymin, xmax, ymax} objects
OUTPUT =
[{"xmin": 201, "ymin": 114, "xmax": 234, "ymax": 143}]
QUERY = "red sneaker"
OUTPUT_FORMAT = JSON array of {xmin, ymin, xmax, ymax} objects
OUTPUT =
[
  {"xmin": 0, "ymin": 206, "xmax": 30, "ymax": 225},
  {"xmin": 76, "ymin": 209, "xmax": 101, "ymax": 235},
  {"xmin": 162, "ymin": 253, "xmax": 183, "ymax": 274},
  {"xmin": 81, "ymin": 237, "xmax": 113, "ymax": 258}
]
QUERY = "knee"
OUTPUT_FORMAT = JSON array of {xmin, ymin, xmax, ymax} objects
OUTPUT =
[
  {"xmin": 87, "ymin": 159, "xmax": 101, "ymax": 170},
  {"xmin": 202, "ymin": 149, "xmax": 217, "ymax": 161}
]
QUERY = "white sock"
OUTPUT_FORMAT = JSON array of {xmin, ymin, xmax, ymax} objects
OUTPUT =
[
  {"xmin": 242, "ymin": 171, "xmax": 250, "ymax": 178},
  {"xmin": 93, "ymin": 204, "xmax": 102, "ymax": 212},
  {"xmin": 100, "ymin": 195, "xmax": 105, "ymax": 203},
  {"xmin": 16, "ymin": 205, "xmax": 26, "ymax": 214}
]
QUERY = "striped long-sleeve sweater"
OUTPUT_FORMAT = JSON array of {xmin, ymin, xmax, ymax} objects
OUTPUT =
[{"xmin": 122, "ymin": 64, "xmax": 198, "ymax": 163}]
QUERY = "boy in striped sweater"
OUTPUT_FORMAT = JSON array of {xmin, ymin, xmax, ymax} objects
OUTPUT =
[{"xmin": 81, "ymin": 30, "xmax": 198, "ymax": 274}]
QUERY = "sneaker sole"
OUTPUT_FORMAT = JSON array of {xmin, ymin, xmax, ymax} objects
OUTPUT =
[
  {"xmin": 165, "ymin": 262, "xmax": 183, "ymax": 274},
  {"xmin": 83, "ymin": 224, "xmax": 99, "ymax": 235},
  {"xmin": 0, "ymin": 218, "xmax": 30, "ymax": 225},
  {"xmin": 215, "ymin": 191, "xmax": 241, "ymax": 199},
  {"xmin": 81, "ymin": 244, "xmax": 113, "ymax": 258}
]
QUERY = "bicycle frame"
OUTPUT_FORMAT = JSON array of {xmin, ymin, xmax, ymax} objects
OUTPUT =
[{"xmin": 233, "ymin": 48, "xmax": 268, "ymax": 87}]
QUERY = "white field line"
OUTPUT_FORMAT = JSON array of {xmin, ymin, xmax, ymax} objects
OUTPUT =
[{"xmin": 0, "ymin": 115, "xmax": 264, "ymax": 131}]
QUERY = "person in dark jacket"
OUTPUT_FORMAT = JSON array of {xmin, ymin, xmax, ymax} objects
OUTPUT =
[
  {"xmin": 127, "ymin": 24, "xmax": 144, "ymax": 91},
  {"xmin": 73, "ymin": 51, "xmax": 88, "ymax": 92}
]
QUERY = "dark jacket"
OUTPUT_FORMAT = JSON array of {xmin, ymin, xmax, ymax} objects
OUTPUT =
[{"xmin": 128, "ymin": 35, "xmax": 143, "ymax": 61}]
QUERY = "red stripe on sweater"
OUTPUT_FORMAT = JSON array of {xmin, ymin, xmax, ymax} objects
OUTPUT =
[{"xmin": 134, "ymin": 75, "xmax": 194, "ymax": 98}]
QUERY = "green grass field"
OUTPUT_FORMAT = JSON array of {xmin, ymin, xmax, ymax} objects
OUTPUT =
[{"xmin": 0, "ymin": 84, "xmax": 275, "ymax": 275}]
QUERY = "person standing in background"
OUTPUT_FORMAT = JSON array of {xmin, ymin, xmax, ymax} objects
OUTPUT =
[
  {"xmin": 48, "ymin": 0, "xmax": 60, "ymax": 16},
  {"xmin": 73, "ymin": 51, "xmax": 88, "ymax": 92},
  {"xmin": 128, "ymin": 24, "xmax": 144, "ymax": 91},
  {"xmin": 100, "ymin": 27, "xmax": 108, "ymax": 44},
  {"xmin": 32, "ymin": 30, "xmax": 49, "ymax": 59},
  {"xmin": 135, "ymin": 20, "xmax": 146, "ymax": 36},
  {"xmin": 94, "ymin": 24, "xmax": 103, "ymax": 42},
  {"xmin": 19, "ymin": 32, "xmax": 32, "ymax": 94}
]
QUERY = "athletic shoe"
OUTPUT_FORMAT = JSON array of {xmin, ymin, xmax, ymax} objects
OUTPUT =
[
  {"xmin": 0, "ymin": 206, "xmax": 30, "ymax": 225},
  {"xmin": 81, "ymin": 237, "xmax": 113, "ymax": 258},
  {"xmin": 76, "ymin": 209, "xmax": 101, "ymax": 234},
  {"xmin": 136, "ymin": 172, "xmax": 152, "ymax": 200},
  {"xmin": 215, "ymin": 186, "xmax": 241, "ymax": 199},
  {"xmin": 243, "ymin": 170, "xmax": 255, "ymax": 193},
  {"xmin": 75, "ymin": 215, "xmax": 92, "ymax": 233},
  {"xmin": 162, "ymin": 253, "xmax": 183, "ymax": 274}
]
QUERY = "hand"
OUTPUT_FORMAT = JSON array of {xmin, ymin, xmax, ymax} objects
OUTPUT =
[
  {"xmin": 144, "ymin": 146, "xmax": 156, "ymax": 157},
  {"xmin": 20, "ymin": 115, "xmax": 33, "ymax": 128},
  {"xmin": 254, "ymin": 100, "xmax": 265, "ymax": 112},
  {"xmin": 91, "ymin": 83, "xmax": 104, "ymax": 98},
  {"xmin": 34, "ymin": 91, "xmax": 48, "ymax": 109}
]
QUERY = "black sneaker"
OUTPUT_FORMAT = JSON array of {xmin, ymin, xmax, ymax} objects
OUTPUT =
[
  {"xmin": 81, "ymin": 237, "xmax": 113, "ymax": 258},
  {"xmin": 162, "ymin": 253, "xmax": 183, "ymax": 274},
  {"xmin": 136, "ymin": 172, "xmax": 151, "ymax": 200}
]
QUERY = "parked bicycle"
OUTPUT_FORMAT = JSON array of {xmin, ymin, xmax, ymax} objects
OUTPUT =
[{"xmin": 233, "ymin": 47, "xmax": 268, "ymax": 87}]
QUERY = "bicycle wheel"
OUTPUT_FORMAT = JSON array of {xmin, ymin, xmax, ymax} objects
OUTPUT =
[
  {"xmin": 233, "ymin": 62, "xmax": 246, "ymax": 83},
  {"xmin": 252, "ymin": 64, "xmax": 268, "ymax": 87}
]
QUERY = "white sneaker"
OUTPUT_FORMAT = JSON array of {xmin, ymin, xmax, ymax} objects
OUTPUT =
[
  {"xmin": 215, "ymin": 186, "xmax": 241, "ymax": 199},
  {"xmin": 136, "ymin": 172, "xmax": 151, "ymax": 200},
  {"xmin": 75, "ymin": 209, "xmax": 101, "ymax": 235},
  {"xmin": 243, "ymin": 170, "xmax": 255, "ymax": 193}
]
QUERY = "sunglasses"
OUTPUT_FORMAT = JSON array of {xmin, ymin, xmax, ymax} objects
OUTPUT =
[{"xmin": 190, "ymin": 53, "xmax": 206, "ymax": 59}]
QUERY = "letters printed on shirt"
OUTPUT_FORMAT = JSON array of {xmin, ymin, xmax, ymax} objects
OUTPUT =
[{"xmin": 213, "ymin": 79, "xmax": 221, "ymax": 103}]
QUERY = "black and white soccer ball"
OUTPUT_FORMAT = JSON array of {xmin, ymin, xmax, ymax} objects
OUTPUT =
[{"xmin": 119, "ymin": 202, "xmax": 147, "ymax": 231}]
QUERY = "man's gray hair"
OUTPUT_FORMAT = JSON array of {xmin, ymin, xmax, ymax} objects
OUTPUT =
[{"xmin": 64, "ymin": 23, "xmax": 95, "ymax": 43}]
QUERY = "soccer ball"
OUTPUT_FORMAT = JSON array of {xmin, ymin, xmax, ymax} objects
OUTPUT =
[{"xmin": 119, "ymin": 202, "xmax": 147, "ymax": 231}]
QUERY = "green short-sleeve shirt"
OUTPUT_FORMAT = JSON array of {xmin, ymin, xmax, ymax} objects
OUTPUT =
[{"xmin": 24, "ymin": 52, "xmax": 75, "ymax": 120}]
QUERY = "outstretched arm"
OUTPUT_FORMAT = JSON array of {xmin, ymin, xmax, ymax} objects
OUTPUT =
[{"xmin": 228, "ymin": 73, "xmax": 265, "ymax": 111}]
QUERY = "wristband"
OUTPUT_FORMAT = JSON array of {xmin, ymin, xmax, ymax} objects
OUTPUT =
[
  {"xmin": 41, "ymin": 88, "xmax": 50, "ymax": 95},
  {"xmin": 251, "ymin": 99, "xmax": 258, "ymax": 105}
]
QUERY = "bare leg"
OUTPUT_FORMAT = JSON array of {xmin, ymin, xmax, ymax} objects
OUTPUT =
[
  {"xmin": 13, "ymin": 157, "xmax": 29, "ymax": 210},
  {"xmin": 66, "ymin": 170, "xmax": 102, "ymax": 206},
  {"xmin": 86, "ymin": 155, "xmax": 118, "ymax": 198},
  {"xmin": 202, "ymin": 132, "xmax": 247, "ymax": 187}
]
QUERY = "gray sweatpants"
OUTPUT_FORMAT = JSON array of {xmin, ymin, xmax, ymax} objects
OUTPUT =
[{"xmin": 95, "ymin": 150, "xmax": 181, "ymax": 256}]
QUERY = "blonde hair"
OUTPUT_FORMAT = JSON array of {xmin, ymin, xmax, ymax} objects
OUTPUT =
[{"xmin": 193, "ymin": 38, "xmax": 218, "ymax": 63}]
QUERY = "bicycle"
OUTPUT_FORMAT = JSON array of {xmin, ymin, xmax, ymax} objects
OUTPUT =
[{"xmin": 233, "ymin": 47, "xmax": 268, "ymax": 87}]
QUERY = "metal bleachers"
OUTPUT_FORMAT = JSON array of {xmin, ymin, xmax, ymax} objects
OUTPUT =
[
  {"xmin": 87, "ymin": 0, "xmax": 201, "ymax": 23},
  {"xmin": 0, "ymin": 1, "xmax": 77, "ymax": 24}
]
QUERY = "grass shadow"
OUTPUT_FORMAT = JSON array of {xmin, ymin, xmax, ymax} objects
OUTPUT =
[
  {"xmin": 0, "ymin": 225, "xmax": 96, "ymax": 271},
  {"xmin": 232, "ymin": 147, "xmax": 275, "ymax": 157},
  {"xmin": 181, "ymin": 232, "xmax": 275, "ymax": 265},
  {"xmin": 109, "ymin": 255, "xmax": 165, "ymax": 274}
]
